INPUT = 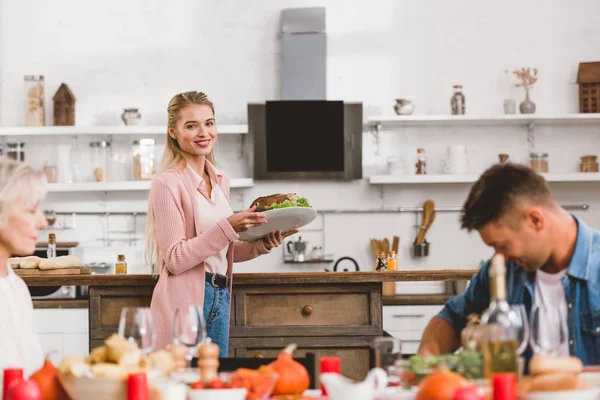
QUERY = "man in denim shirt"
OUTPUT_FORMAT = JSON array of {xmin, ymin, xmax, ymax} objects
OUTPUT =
[{"xmin": 418, "ymin": 163, "xmax": 600, "ymax": 365}]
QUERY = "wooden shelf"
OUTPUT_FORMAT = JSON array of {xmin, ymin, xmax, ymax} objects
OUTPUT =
[
  {"xmin": 367, "ymin": 114, "xmax": 600, "ymax": 127},
  {"xmin": 0, "ymin": 124, "xmax": 248, "ymax": 136},
  {"xmin": 47, "ymin": 178, "xmax": 253, "ymax": 192},
  {"xmin": 32, "ymin": 299, "xmax": 88, "ymax": 309},
  {"xmin": 283, "ymin": 259, "xmax": 334, "ymax": 264},
  {"xmin": 369, "ymin": 173, "xmax": 600, "ymax": 185},
  {"xmin": 383, "ymin": 294, "xmax": 454, "ymax": 306}
]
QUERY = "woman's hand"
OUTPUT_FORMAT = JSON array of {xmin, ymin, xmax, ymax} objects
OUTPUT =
[
  {"xmin": 263, "ymin": 229, "xmax": 298, "ymax": 251},
  {"xmin": 227, "ymin": 206, "xmax": 267, "ymax": 233}
]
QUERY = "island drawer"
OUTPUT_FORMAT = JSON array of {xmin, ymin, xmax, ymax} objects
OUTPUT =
[{"xmin": 230, "ymin": 283, "xmax": 382, "ymax": 337}]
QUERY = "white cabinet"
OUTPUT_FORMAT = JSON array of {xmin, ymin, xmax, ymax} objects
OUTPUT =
[
  {"xmin": 33, "ymin": 309, "xmax": 89, "ymax": 365},
  {"xmin": 383, "ymin": 305, "xmax": 444, "ymax": 355}
]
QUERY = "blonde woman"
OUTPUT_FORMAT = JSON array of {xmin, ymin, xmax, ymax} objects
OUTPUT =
[
  {"xmin": 0, "ymin": 160, "xmax": 48, "ymax": 394},
  {"xmin": 147, "ymin": 91, "xmax": 296, "ymax": 355}
]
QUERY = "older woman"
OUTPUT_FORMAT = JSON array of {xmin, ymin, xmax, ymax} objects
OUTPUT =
[{"xmin": 0, "ymin": 160, "xmax": 48, "ymax": 393}]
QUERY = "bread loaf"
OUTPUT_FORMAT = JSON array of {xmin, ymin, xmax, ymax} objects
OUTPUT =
[
  {"xmin": 529, "ymin": 354, "xmax": 583, "ymax": 376},
  {"xmin": 528, "ymin": 371, "xmax": 581, "ymax": 392},
  {"xmin": 38, "ymin": 255, "xmax": 83, "ymax": 270},
  {"xmin": 7, "ymin": 256, "xmax": 42, "ymax": 269}
]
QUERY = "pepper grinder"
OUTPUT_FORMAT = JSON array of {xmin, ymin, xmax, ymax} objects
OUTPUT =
[{"xmin": 197, "ymin": 339, "xmax": 220, "ymax": 384}]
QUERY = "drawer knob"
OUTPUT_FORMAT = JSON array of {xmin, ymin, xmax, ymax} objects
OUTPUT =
[
  {"xmin": 253, "ymin": 353, "xmax": 264, "ymax": 359},
  {"xmin": 302, "ymin": 305, "xmax": 313, "ymax": 316}
]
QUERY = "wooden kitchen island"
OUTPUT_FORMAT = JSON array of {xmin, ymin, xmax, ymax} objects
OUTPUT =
[{"xmin": 23, "ymin": 270, "xmax": 476, "ymax": 380}]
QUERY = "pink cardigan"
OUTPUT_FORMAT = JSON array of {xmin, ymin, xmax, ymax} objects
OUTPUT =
[{"xmin": 149, "ymin": 162, "xmax": 269, "ymax": 350}]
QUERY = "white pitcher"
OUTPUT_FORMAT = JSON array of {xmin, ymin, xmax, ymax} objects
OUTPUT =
[
  {"xmin": 444, "ymin": 145, "xmax": 469, "ymax": 174},
  {"xmin": 320, "ymin": 368, "xmax": 388, "ymax": 400}
]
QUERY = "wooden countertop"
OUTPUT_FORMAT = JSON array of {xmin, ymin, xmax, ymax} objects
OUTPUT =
[{"xmin": 22, "ymin": 270, "xmax": 477, "ymax": 286}]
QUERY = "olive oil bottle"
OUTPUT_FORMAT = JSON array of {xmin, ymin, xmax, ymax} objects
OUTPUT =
[{"xmin": 481, "ymin": 253, "xmax": 518, "ymax": 378}]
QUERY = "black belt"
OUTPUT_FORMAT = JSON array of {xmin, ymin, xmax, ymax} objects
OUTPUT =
[{"xmin": 205, "ymin": 272, "xmax": 229, "ymax": 289}]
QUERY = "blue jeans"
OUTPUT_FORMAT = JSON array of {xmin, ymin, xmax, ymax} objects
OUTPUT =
[{"xmin": 203, "ymin": 282, "xmax": 230, "ymax": 357}]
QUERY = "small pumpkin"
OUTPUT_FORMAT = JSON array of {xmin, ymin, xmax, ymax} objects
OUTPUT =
[
  {"xmin": 29, "ymin": 353, "xmax": 61, "ymax": 400},
  {"xmin": 268, "ymin": 343, "xmax": 310, "ymax": 395}
]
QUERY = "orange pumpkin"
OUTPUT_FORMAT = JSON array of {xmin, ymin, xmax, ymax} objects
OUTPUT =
[
  {"xmin": 268, "ymin": 343, "xmax": 310, "ymax": 395},
  {"xmin": 416, "ymin": 370, "xmax": 470, "ymax": 400},
  {"xmin": 30, "ymin": 353, "xmax": 61, "ymax": 400}
]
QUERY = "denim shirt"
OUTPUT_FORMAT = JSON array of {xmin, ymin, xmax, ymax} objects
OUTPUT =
[{"xmin": 438, "ymin": 215, "xmax": 600, "ymax": 365}]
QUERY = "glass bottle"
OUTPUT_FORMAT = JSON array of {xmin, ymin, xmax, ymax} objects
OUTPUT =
[
  {"xmin": 115, "ymin": 254, "xmax": 128, "ymax": 275},
  {"xmin": 47, "ymin": 233, "xmax": 56, "ymax": 258},
  {"xmin": 376, "ymin": 251, "xmax": 388, "ymax": 271},
  {"xmin": 91, "ymin": 141, "xmax": 111, "ymax": 182},
  {"xmin": 481, "ymin": 253, "xmax": 518, "ymax": 378},
  {"xmin": 415, "ymin": 148, "xmax": 427, "ymax": 174},
  {"xmin": 132, "ymin": 138, "xmax": 156, "ymax": 180},
  {"xmin": 387, "ymin": 251, "xmax": 398, "ymax": 271},
  {"xmin": 451, "ymin": 85, "xmax": 466, "ymax": 115}
]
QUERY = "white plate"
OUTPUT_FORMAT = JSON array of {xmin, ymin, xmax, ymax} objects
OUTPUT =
[
  {"xmin": 238, "ymin": 207, "xmax": 317, "ymax": 240},
  {"xmin": 519, "ymin": 388, "xmax": 600, "ymax": 400}
]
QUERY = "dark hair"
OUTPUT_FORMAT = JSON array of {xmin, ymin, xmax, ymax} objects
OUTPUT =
[{"xmin": 460, "ymin": 163, "xmax": 553, "ymax": 231}]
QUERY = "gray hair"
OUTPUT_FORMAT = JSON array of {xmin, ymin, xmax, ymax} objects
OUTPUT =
[{"xmin": 0, "ymin": 160, "xmax": 47, "ymax": 228}]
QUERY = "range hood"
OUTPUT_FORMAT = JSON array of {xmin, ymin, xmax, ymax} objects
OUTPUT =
[{"xmin": 281, "ymin": 7, "xmax": 326, "ymax": 100}]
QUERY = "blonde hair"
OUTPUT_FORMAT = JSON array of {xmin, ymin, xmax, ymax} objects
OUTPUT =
[
  {"xmin": 0, "ymin": 160, "xmax": 47, "ymax": 228},
  {"xmin": 145, "ymin": 91, "xmax": 217, "ymax": 272}
]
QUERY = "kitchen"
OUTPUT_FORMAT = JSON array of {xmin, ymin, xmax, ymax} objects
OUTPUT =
[{"xmin": 2, "ymin": 0, "xmax": 600, "ymax": 399}]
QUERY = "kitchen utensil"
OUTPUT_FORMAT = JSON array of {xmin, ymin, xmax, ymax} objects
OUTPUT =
[
  {"xmin": 415, "ymin": 201, "xmax": 435, "ymax": 245},
  {"xmin": 238, "ymin": 207, "xmax": 317, "ymax": 241},
  {"xmin": 287, "ymin": 236, "xmax": 308, "ymax": 262},
  {"xmin": 383, "ymin": 238, "xmax": 390, "ymax": 254},
  {"xmin": 392, "ymin": 236, "xmax": 400, "ymax": 253},
  {"xmin": 370, "ymin": 239, "xmax": 380, "ymax": 258},
  {"xmin": 326, "ymin": 257, "xmax": 360, "ymax": 272}
]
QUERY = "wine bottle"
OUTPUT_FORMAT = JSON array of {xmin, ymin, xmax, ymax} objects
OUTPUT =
[{"xmin": 481, "ymin": 253, "xmax": 518, "ymax": 378}]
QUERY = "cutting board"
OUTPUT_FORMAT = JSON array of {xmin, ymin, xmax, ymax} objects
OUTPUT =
[
  {"xmin": 14, "ymin": 268, "xmax": 92, "ymax": 276},
  {"xmin": 36, "ymin": 241, "xmax": 79, "ymax": 248}
]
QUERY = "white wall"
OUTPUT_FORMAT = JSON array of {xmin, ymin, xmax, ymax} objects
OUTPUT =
[{"xmin": 2, "ymin": 0, "xmax": 600, "ymax": 289}]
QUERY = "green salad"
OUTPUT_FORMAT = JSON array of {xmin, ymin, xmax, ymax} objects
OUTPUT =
[
  {"xmin": 402, "ymin": 342, "xmax": 483, "ymax": 385},
  {"xmin": 262, "ymin": 197, "xmax": 311, "ymax": 211}
]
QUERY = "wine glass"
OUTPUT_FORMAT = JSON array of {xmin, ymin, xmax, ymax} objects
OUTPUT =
[
  {"xmin": 118, "ymin": 307, "xmax": 156, "ymax": 355},
  {"xmin": 529, "ymin": 304, "xmax": 568, "ymax": 355},
  {"xmin": 508, "ymin": 304, "xmax": 529, "ymax": 356},
  {"xmin": 172, "ymin": 306, "xmax": 207, "ymax": 368}
]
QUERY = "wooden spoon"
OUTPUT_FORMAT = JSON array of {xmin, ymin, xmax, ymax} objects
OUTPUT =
[
  {"xmin": 383, "ymin": 238, "xmax": 390, "ymax": 254},
  {"xmin": 416, "ymin": 200, "xmax": 435, "ymax": 244}
]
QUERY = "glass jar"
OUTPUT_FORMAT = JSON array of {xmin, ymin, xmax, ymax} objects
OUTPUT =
[
  {"xmin": 580, "ymin": 155, "xmax": 599, "ymax": 173},
  {"xmin": 90, "ymin": 141, "xmax": 111, "ymax": 182},
  {"xmin": 451, "ymin": 85, "xmax": 466, "ymax": 115},
  {"xmin": 24, "ymin": 75, "xmax": 45, "ymax": 126},
  {"xmin": 43, "ymin": 162, "xmax": 58, "ymax": 183},
  {"xmin": 6, "ymin": 143, "xmax": 25, "ymax": 161},
  {"xmin": 132, "ymin": 139, "xmax": 156, "ymax": 180},
  {"xmin": 529, "ymin": 152, "xmax": 549, "ymax": 173}
]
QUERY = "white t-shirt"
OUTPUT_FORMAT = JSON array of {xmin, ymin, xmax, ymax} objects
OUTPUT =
[
  {"xmin": 0, "ymin": 266, "xmax": 44, "ymax": 394},
  {"xmin": 534, "ymin": 269, "xmax": 570, "ymax": 356}
]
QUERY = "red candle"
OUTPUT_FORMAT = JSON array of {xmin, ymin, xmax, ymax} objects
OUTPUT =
[
  {"xmin": 127, "ymin": 372, "xmax": 149, "ymax": 400},
  {"xmin": 3, "ymin": 369, "xmax": 23, "ymax": 400},
  {"xmin": 320, "ymin": 357, "xmax": 341, "ymax": 396},
  {"xmin": 492, "ymin": 373, "xmax": 516, "ymax": 400}
]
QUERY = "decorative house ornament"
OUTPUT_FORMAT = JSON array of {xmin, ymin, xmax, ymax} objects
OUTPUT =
[
  {"xmin": 507, "ymin": 67, "xmax": 538, "ymax": 114},
  {"xmin": 52, "ymin": 83, "xmax": 76, "ymax": 126},
  {"xmin": 577, "ymin": 62, "xmax": 600, "ymax": 113},
  {"xmin": 25, "ymin": 75, "xmax": 45, "ymax": 126}
]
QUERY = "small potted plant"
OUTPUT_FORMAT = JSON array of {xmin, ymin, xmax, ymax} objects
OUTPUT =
[{"xmin": 507, "ymin": 67, "xmax": 538, "ymax": 114}]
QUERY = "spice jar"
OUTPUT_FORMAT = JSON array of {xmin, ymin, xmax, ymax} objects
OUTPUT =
[
  {"xmin": 415, "ymin": 148, "xmax": 427, "ymax": 174},
  {"xmin": 451, "ymin": 85, "xmax": 465, "ymax": 115},
  {"xmin": 6, "ymin": 143, "xmax": 25, "ymax": 161},
  {"xmin": 580, "ymin": 155, "xmax": 599, "ymax": 173},
  {"xmin": 24, "ymin": 75, "xmax": 45, "ymax": 126},
  {"xmin": 529, "ymin": 152, "xmax": 549, "ymax": 173},
  {"xmin": 132, "ymin": 139, "xmax": 156, "ymax": 180},
  {"xmin": 43, "ymin": 162, "xmax": 58, "ymax": 183},
  {"xmin": 90, "ymin": 141, "xmax": 111, "ymax": 182},
  {"xmin": 115, "ymin": 254, "xmax": 127, "ymax": 275}
]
